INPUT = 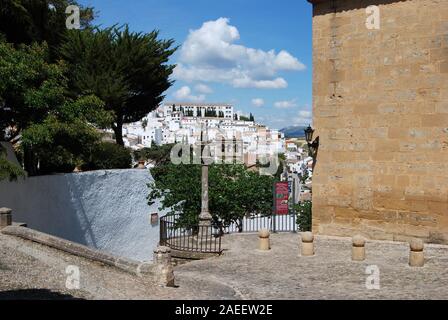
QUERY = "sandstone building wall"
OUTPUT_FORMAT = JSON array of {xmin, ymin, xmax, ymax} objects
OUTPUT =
[{"xmin": 309, "ymin": 0, "xmax": 448, "ymax": 242}]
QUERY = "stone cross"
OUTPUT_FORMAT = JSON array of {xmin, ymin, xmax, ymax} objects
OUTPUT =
[{"xmin": 199, "ymin": 124, "xmax": 212, "ymax": 227}]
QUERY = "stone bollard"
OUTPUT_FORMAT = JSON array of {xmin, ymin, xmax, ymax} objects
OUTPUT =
[
  {"xmin": 0, "ymin": 208, "xmax": 12, "ymax": 229},
  {"xmin": 409, "ymin": 239, "xmax": 424, "ymax": 267},
  {"xmin": 352, "ymin": 235, "xmax": 366, "ymax": 261},
  {"xmin": 301, "ymin": 232, "xmax": 314, "ymax": 256},
  {"xmin": 153, "ymin": 246, "xmax": 175, "ymax": 287},
  {"xmin": 258, "ymin": 229, "xmax": 270, "ymax": 251}
]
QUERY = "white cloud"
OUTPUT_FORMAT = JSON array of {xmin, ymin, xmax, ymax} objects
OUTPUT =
[
  {"xmin": 251, "ymin": 98, "xmax": 265, "ymax": 107},
  {"xmin": 294, "ymin": 109, "xmax": 313, "ymax": 125},
  {"xmin": 298, "ymin": 110, "xmax": 312, "ymax": 118},
  {"xmin": 263, "ymin": 108, "xmax": 312, "ymax": 129},
  {"xmin": 173, "ymin": 17, "xmax": 305, "ymax": 89},
  {"xmin": 173, "ymin": 86, "xmax": 205, "ymax": 102},
  {"xmin": 194, "ymin": 83, "xmax": 213, "ymax": 94},
  {"xmin": 233, "ymin": 77, "xmax": 288, "ymax": 89},
  {"xmin": 274, "ymin": 99, "xmax": 298, "ymax": 109}
]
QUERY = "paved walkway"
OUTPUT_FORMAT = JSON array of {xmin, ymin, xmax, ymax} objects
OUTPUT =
[
  {"xmin": 0, "ymin": 233, "xmax": 237, "ymax": 299},
  {"xmin": 175, "ymin": 233, "xmax": 448, "ymax": 299},
  {"xmin": 1, "ymin": 232, "xmax": 448, "ymax": 299}
]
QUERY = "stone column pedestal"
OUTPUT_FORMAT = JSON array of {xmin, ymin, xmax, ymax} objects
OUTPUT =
[
  {"xmin": 198, "ymin": 213, "xmax": 212, "ymax": 227},
  {"xmin": 352, "ymin": 235, "xmax": 366, "ymax": 261},
  {"xmin": 153, "ymin": 246, "xmax": 175, "ymax": 287},
  {"xmin": 301, "ymin": 232, "xmax": 314, "ymax": 256},
  {"xmin": 258, "ymin": 229, "xmax": 270, "ymax": 251},
  {"xmin": 409, "ymin": 239, "xmax": 424, "ymax": 267},
  {"xmin": 0, "ymin": 208, "xmax": 12, "ymax": 229}
]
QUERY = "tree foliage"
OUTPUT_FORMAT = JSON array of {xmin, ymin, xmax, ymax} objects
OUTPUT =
[
  {"xmin": 0, "ymin": 0, "xmax": 94, "ymax": 57},
  {"xmin": 0, "ymin": 40, "xmax": 112, "ymax": 175},
  {"xmin": 148, "ymin": 163, "xmax": 275, "ymax": 231},
  {"xmin": 82, "ymin": 142, "xmax": 131, "ymax": 170},
  {"xmin": 295, "ymin": 200, "xmax": 312, "ymax": 231},
  {"xmin": 134, "ymin": 143, "xmax": 175, "ymax": 165},
  {"xmin": 0, "ymin": 143, "xmax": 25, "ymax": 181},
  {"xmin": 0, "ymin": 2, "xmax": 177, "ymax": 176},
  {"xmin": 60, "ymin": 25, "xmax": 177, "ymax": 145},
  {"xmin": 21, "ymin": 114, "xmax": 101, "ymax": 174},
  {"xmin": 0, "ymin": 41, "xmax": 65, "ymax": 140}
]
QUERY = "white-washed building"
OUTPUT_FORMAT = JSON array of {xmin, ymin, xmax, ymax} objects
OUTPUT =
[{"xmin": 121, "ymin": 101, "xmax": 286, "ymax": 166}]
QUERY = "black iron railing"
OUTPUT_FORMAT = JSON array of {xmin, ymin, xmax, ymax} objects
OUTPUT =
[
  {"xmin": 160, "ymin": 213, "xmax": 297, "ymax": 255},
  {"xmin": 159, "ymin": 214, "xmax": 222, "ymax": 254}
]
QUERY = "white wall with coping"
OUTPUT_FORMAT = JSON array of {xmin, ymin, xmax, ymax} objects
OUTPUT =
[{"xmin": 0, "ymin": 169, "xmax": 166, "ymax": 262}]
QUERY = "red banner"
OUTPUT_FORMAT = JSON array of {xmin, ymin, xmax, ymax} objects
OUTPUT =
[{"xmin": 274, "ymin": 182, "xmax": 289, "ymax": 215}]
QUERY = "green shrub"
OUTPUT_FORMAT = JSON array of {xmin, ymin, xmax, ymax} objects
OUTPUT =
[
  {"xmin": 84, "ymin": 142, "xmax": 132, "ymax": 170},
  {"xmin": 133, "ymin": 143, "xmax": 174, "ymax": 165},
  {"xmin": 295, "ymin": 200, "xmax": 312, "ymax": 231},
  {"xmin": 21, "ymin": 116, "xmax": 101, "ymax": 175},
  {"xmin": 39, "ymin": 146, "xmax": 77, "ymax": 174},
  {"xmin": 0, "ymin": 144, "xmax": 26, "ymax": 181}
]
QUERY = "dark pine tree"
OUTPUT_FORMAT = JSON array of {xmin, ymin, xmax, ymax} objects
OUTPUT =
[{"xmin": 60, "ymin": 25, "xmax": 177, "ymax": 145}]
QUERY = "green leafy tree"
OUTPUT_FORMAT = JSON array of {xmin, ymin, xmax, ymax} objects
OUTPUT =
[
  {"xmin": 0, "ymin": 40, "xmax": 111, "ymax": 175},
  {"xmin": 21, "ymin": 93, "xmax": 109, "ymax": 174},
  {"xmin": 21, "ymin": 115, "xmax": 100, "ymax": 174},
  {"xmin": 60, "ymin": 25, "xmax": 177, "ymax": 145},
  {"xmin": 295, "ymin": 200, "xmax": 312, "ymax": 231},
  {"xmin": 134, "ymin": 143, "xmax": 175, "ymax": 165},
  {"xmin": 0, "ymin": 144, "xmax": 25, "ymax": 181},
  {"xmin": 0, "ymin": 41, "xmax": 66, "ymax": 140},
  {"xmin": 148, "ymin": 163, "xmax": 274, "ymax": 232},
  {"xmin": 83, "ymin": 142, "xmax": 131, "ymax": 170},
  {"xmin": 0, "ymin": 0, "xmax": 94, "ymax": 58}
]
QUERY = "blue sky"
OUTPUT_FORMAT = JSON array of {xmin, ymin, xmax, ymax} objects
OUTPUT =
[{"xmin": 79, "ymin": 0, "xmax": 313, "ymax": 129}]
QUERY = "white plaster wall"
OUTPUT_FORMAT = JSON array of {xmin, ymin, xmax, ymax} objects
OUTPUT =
[{"xmin": 0, "ymin": 169, "xmax": 166, "ymax": 262}]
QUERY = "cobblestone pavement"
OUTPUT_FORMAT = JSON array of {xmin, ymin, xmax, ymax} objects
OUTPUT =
[
  {"xmin": 2, "ymin": 232, "xmax": 448, "ymax": 299},
  {"xmin": 175, "ymin": 233, "xmax": 448, "ymax": 300},
  {"xmin": 0, "ymin": 233, "xmax": 238, "ymax": 300}
]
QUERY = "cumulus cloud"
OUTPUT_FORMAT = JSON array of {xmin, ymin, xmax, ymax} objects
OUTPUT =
[
  {"xmin": 294, "ymin": 109, "xmax": 313, "ymax": 125},
  {"xmin": 195, "ymin": 83, "xmax": 213, "ymax": 94},
  {"xmin": 298, "ymin": 110, "xmax": 312, "ymax": 118},
  {"xmin": 173, "ymin": 86, "xmax": 206, "ymax": 102},
  {"xmin": 274, "ymin": 99, "xmax": 298, "ymax": 109},
  {"xmin": 251, "ymin": 98, "xmax": 265, "ymax": 107},
  {"xmin": 173, "ymin": 17, "xmax": 305, "ymax": 89},
  {"xmin": 266, "ymin": 108, "xmax": 312, "ymax": 128}
]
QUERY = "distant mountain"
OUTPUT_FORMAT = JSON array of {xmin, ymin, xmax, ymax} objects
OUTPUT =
[{"xmin": 280, "ymin": 126, "xmax": 307, "ymax": 138}]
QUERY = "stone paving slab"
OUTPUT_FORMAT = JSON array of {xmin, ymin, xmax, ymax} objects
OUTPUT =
[{"xmin": 174, "ymin": 233, "xmax": 448, "ymax": 300}]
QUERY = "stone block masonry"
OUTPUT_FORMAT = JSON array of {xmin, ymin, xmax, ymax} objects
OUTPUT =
[{"xmin": 308, "ymin": 0, "xmax": 448, "ymax": 243}]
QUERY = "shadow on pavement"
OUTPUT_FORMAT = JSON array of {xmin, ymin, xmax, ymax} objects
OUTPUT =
[{"xmin": 0, "ymin": 289, "xmax": 84, "ymax": 300}]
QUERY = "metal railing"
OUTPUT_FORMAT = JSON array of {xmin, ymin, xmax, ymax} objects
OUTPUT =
[
  {"xmin": 160, "ymin": 213, "xmax": 297, "ymax": 255},
  {"xmin": 159, "ymin": 214, "xmax": 222, "ymax": 254},
  {"xmin": 221, "ymin": 213, "xmax": 297, "ymax": 234}
]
